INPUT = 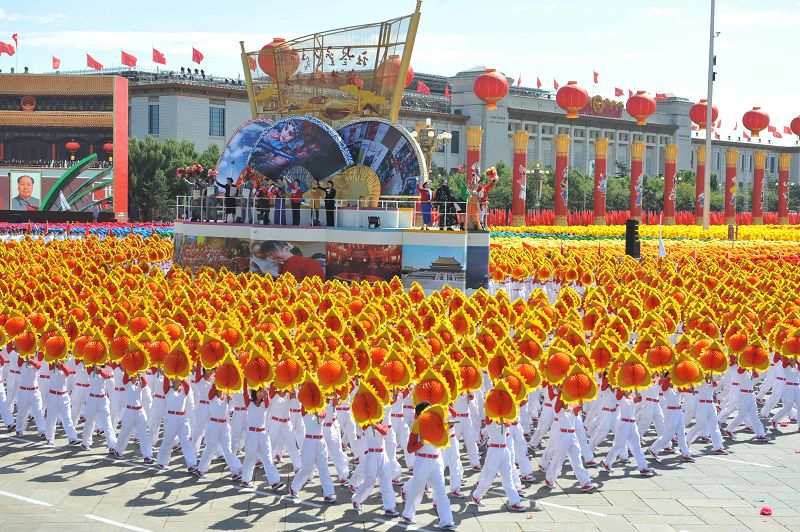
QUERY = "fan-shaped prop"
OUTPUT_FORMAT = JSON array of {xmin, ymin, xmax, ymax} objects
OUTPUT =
[
  {"xmin": 248, "ymin": 115, "xmax": 353, "ymax": 181},
  {"xmin": 329, "ymin": 165, "xmax": 382, "ymax": 207},
  {"xmin": 337, "ymin": 118, "xmax": 426, "ymax": 196}
]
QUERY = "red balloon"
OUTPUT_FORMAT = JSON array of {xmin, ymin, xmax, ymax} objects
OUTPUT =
[
  {"xmin": 689, "ymin": 99, "xmax": 718, "ymax": 129},
  {"xmin": 556, "ymin": 81, "xmax": 589, "ymax": 119},
  {"xmin": 626, "ymin": 91, "xmax": 657, "ymax": 126},
  {"xmin": 473, "ymin": 69, "xmax": 508, "ymax": 110},
  {"xmin": 742, "ymin": 106, "xmax": 770, "ymax": 138}
]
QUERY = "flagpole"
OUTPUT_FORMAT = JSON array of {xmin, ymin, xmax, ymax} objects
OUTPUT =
[{"xmin": 702, "ymin": 0, "xmax": 716, "ymax": 230}]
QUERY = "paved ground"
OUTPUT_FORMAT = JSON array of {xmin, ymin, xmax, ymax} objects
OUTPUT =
[{"xmin": 1, "ymin": 427, "xmax": 800, "ymax": 532}]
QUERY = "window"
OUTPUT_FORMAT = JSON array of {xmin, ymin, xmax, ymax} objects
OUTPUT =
[
  {"xmin": 209, "ymin": 107, "xmax": 225, "ymax": 137},
  {"xmin": 453, "ymin": 109, "xmax": 462, "ymax": 115},
  {"xmin": 148, "ymin": 104, "xmax": 159, "ymax": 135},
  {"xmin": 450, "ymin": 130, "xmax": 460, "ymax": 154}
]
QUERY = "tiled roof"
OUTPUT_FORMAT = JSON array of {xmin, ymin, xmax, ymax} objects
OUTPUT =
[
  {"xmin": 0, "ymin": 111, "xmax": 113, "ymax": 128},
  {"xmin": 0, "ymin": 75, "xmax": 116, "ymax": 96}
]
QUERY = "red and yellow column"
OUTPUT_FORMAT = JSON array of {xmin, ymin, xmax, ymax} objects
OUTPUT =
[
  {"xmin": 779, "ymin": 153, "xmax": 791, "ymax": 225},
  {"xmin": 725, "ymin": 148, "xmax": 738, "ymax": 225},
  {"xmin": 593, "ymin": 138, "xmax": 609, "ymax": 225},
  {"xmin": 629, "ymin": 141, "xmax": 644, "ymax": 221},
  {"xmin": 511, "ymin": 129, "xmax": 529, "ymax": 226},
  {"xmin": 554, "ymin": 134, "xmax": 570, "ymax": 226},
  {"xmin": 695, "ymin": 146, "xmax": 705, "ymax": 225},
  {"xmin": 663, "ymin": 144, "xmax": 678, "ymax": 225},
  {"xmin": 752, "ymin": 150, "xmax": 766, "ymax": 225},
  {"xmin": 466, "ymin": 125, "xmax": 482, "ymax": 178}
]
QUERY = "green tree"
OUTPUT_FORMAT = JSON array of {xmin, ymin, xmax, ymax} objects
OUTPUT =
[
  {"xmin": 642, "ymin": 175, "xmax": 665, "ymax": 214},
  {"xmin": 606, "ymin": 175, "xmax": 630, "ymax": 211}
]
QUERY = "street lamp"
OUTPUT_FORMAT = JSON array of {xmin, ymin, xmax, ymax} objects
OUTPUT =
[
  {"xmin": 527, "ymin": 162, "xmax": 549, "ymax": 211},
  {"xmin": 411, "ymin": 117, "xmax": 452, "ymax": 175}
]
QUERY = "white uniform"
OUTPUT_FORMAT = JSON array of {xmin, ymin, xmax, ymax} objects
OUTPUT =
[
  {"xmin": 649, "ymin": 386, "xmax": 692, "ymax": 457},
  {"xmin": 15, "ymin": 358, "xmax": 46, "ymax": 435},
  {"xmin": 322, "ymin": 400, "xmax": 350, "ymax": 481},
  {"xmin": 772, "ymin": 363, "xmax": 800, "ymax": 426},
  {"xmin": 147, "ymin": 371, "xmax": 167, "ymax": 448},
  {"xmin": 156, "ymin": 380, "xmax": 197, "ymax": 469},
  {"xmin": 114, "ymin": 376, "xmax": 153, "ymax": 459},
  {"xmin": 401, "ymin": 438, "xmax": 454, "ymax": 528},
  {"xmin": 241, "ymin": 398, "xmax": 281, "ymax": 486},
  {"xmin": 472, "ymin": 421, "xmax": 522, "ymax": 505},
  {"xmin": 70, "ymin": 361, "xmax": 91, "ymax": 425},
  {"xmin": 351, "ymin": 424, "xmax": 397, "ymax": 511},
  {"xmin": 686, "ymin": 381, "xmax": 724, "ymax": 450},
  {"xmin": 291, "ymin": 412, "xmax": 335, "ymax": 499},
  {"xmin": 191, "ymin": 377, "xmax": 212, "ymax": 452},
  {"xmin": 198, "ymin": 392, "xmax": 242, "ymax": 476},
  {"xmin": 267, "ymin": 392, "xmax": 301, "ymax": 470},
  {"xmin": 725, "ymin": 370, "xmax": 766, "ymax": 437},
  {"xmin": 81, "ymin": 368, "xmax": 117, "ymax": 449},
  {"xmin": 546, "ymin": 408, "xmax": 592, "ymax": 487},
  {"xmin": 44, "ymin": 364, "xmax": 78, "ymax": 443},
  {"xmin": 604, "ymin": 396, "xmax": 649, "ymax": 472}
]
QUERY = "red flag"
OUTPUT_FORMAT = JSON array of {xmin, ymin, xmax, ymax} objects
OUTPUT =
[
  {"xmin": 744, "ymin": 131, "xmax": 751, "ymax": 140},
  {"xmin": 152, "ymin": 48, "xmax": 166, "ymax": 65},
  {"xmin": 767, "ymin": 125, "xmax": 777, "ymax": 133},
  {"xmin": 733, "ymin": 121, "xmax": 738, "ymax": 131},
  {"xmin": 416, "ymin": 80, "xmax": 431, "ymax": 94},
  {"xmin": 536, "ymin": 77, "xmax": 541, "ymax": 89},
  {"xmin": 784, "ymin": 126, "xmax": 792, "ymax": 134},
  {"xmin": 691, "ymin": 124, "xmax": 698, "ymax": 131},
  {"xmin": 593, "ymin": 71, "xmax": 598, "ymax": 83},
  {"xmin": 714, "ymin": 131, "xmax": 720, "ymax": 140},
  {"xmin": 192, "ymin": 47, "xmax": 204, "ymax": 64},
  {"xmin": 715, "ymin": 119, "xmax": 722, "ymax": 128},
  {"xmin": 247, "ymin": 55, "xmax": 256, "ymax": 72},
  {"xmin": 11, "ymin": 33, "xmax": 17, "ymax": 47},
  {"xmin": 628, "ymin": 89, "xmax": 633, "ymax": 98},
  {"xmin": 86, "ymin": 53, "xmax": 103, "ymax": 71},
  {"xmin": 0, "ymin": 41, "xmax": 14, "ymax": 56},
  {"xmin": 553, "ymin": 79, "xmax": 559, "ymax": 90},
  {"xmin": 52, "ymin": 56, "xmax": 60, "ymax": 69},
  {"xmin": 121, "ymin": 50, "xmax": 137, "ymax": 67},
  {"xmin": 655, "ymin": 93, "xmax": 667, "ymax": 101},
  {"xmin": 516, "ymin": 75, "xmax": 521, "ymax": 87},
  {"xmin": 773, "ymin": 131, "xmax": 783, "ymax": 139},
  {"xmin": 614, "ymin": 87, "xmax": 623, "ymax": 97},
  {"xmin": 444, "ymin": 84, "xmax": 451, "ymax": 100}
]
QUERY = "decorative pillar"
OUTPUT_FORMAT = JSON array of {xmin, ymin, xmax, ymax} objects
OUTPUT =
[
  {"xmin": 629, "ymin": 141, "xmax": 645, "ymax": 221},
  {"xmin": 51, "ymin": 143, "xmax": 56, "ymax": 160},
  {"xmin": 554, "ymin": 134, "xmax": 570, "ymax": 226},
  {"xmin": 725, "ymin": 148, "xmax": 738, "ymax": 225},
  {"xmin": 593, "ymin": 138, "xmax": 609, "ymax": 225},
  {"xmin": 752, "ymin": 150, "xmax": 766, "ymax": 225},
  {"xmin": 695, "ymin": 146, "xmax": 706, "ymax": 225},
  {"xmin": 511, "ymin": 129, "xmax": 529, "ymax": 226},
  {"xmin": 663, "ymin": 144, "xmax": 678, "ymax": 225},
  {"xmin": 0, "ymin": 140, "xmax": 4, "ymax": 160},
  {"xmin": 465, "ymin": 125, "xmax": 482, "ymax": 178},
  {"xmin": 779, "ymin": 153, "xmax": 791, "ymax": 225}
]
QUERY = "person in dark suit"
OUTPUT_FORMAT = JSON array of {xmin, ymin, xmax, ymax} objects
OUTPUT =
[{"xmin": 324, "ymin": 181, "xmax": 336, "ymax": 227}]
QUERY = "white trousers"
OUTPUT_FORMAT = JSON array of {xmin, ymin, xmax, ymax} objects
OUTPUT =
[
  {"xmin": 115, "ymin": 408, "xmax": 152, "ymax": 458},
  {"xmin": 352, "ymin": 448, "xmax": 397, "ymax": 510},
  {"xmin": 82, "ymin": 396, "xmax": 117, "ymax": 449},
  {"xmin": 16, "ymin": 388, "xmax": 46, "ymax": 434},
  {"xmin": 242, "ymin": 430, "xmax": 280, "ymax": 485},
  {"xmin": 291, "ymin": 437, "xmax": 334, "ymax": 498},
  {"xmin": 199, "ymin": 421, "xmax": 242, "ymax": 474},
  {"xmin": 401, "ymin": 455, "xmax": 454, "ymax": 527},
  {"xmin": 156, "ymin": 414, "xmax": 196, "ymax": 468},
  {"xmin": 44, "ymin": 392, "xmax": 78, "ymax": 441},
  {"xmin": 473, "ymin": 446, "xmax": 521, "ymax": 504}
]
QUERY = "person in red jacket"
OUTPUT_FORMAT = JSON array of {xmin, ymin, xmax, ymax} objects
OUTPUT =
[
  {"xmin": 285, "ymin": 178, "xmax": 304, "ymax": 226},
  {"xmin": 260, "ymin": 241, "xmax": 324, "ymax": 281},
  {"xmin": 416, "ymin": 179, "xmax": 432, "ymax": 230}
]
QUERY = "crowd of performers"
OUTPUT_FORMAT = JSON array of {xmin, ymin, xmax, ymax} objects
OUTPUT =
[
  {"xmin": 2, "ymin": 322, "xmax": 796, "ymax": 529},
  {"xmin": 417, "ymin": 167, "xmax": 499, "ymax": 231}
]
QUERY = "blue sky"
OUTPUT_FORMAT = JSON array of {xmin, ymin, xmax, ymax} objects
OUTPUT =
[{"xmin": 2, "ymin": 1, "xmax": 800, "ymax": 134}]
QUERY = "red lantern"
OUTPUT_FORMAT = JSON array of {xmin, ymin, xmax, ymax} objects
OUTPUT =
[
  {"xmin": 742, "ymin": 106, "xmax": 770, "ymax": 138},
  {"xmin": 790, "ymin": 116, "xmax": 800, "ymax": 138},
  {"xmin": 626, "ymin": 91, "xmax": 657, "ymax": 126},
  {"xmin": 103, "ymin": 142, "xmax": 113, "ymax": 162},
  {"xmin": 257, "ymin": 38, "xmax": 300, "ymax": 79},
  {"xmin": 556, "ymin": 81, "xmax": 589, "ymax": 119},
  {"xmin": 689, "ymin": 99, "xmax": 718, "ymax": 129},
  {"xmin": 473, "ymin": 69, "xmax": 509, "ymax": 110},
  {"xmin": 375, "ymin": 54, "xmax": 414, "ymax": 91},
  {"xmin": 65, "ymin": 140, "xmax": 80, "ymax": 161}
]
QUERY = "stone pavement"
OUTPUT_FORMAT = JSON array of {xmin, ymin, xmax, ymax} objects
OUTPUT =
[{"xmin": 1, "ymin": 427, "xmax": 800, "ymax": 532}]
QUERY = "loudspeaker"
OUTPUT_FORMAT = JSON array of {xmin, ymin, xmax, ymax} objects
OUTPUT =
[{"xmin": 625, "ymin": 219, "xmax": 640, "ymax": 259}]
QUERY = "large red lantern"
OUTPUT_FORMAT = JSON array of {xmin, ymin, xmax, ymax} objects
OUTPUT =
[
  {"xmin": 626, "ymin": 91, "xmax": 657, "ymax": 126},
  {"xmin": 689, "ymin": 99, "xmax": 718, "ymax": 129},
  {"xmin": 375, "ymin": 54, "xmax": 414, "ymax": 91},
  {"xmin": 103, "ymin": 142, "xmax": 113, "ymax": 162},
  {"xmin": 790, "ymin": 116, "xmax": 800, "ymax": 138},
  {"xmin": 742, "ymin": 106, "xmax": 770, "ymax": 138},
  {"xmin": 65, "ymin": 140, "xmax": 80, "ymax": 161},
  {"xmin": 257, "ymin": 38, "xmax": 300, "ymax": 79},
  {"xmin": 556, "ymin": 81, "xmax": 589, "ymax": 119},
  {"xmin": 473, "ymin": 68, "xmax": 508, "ymax": 110}
]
